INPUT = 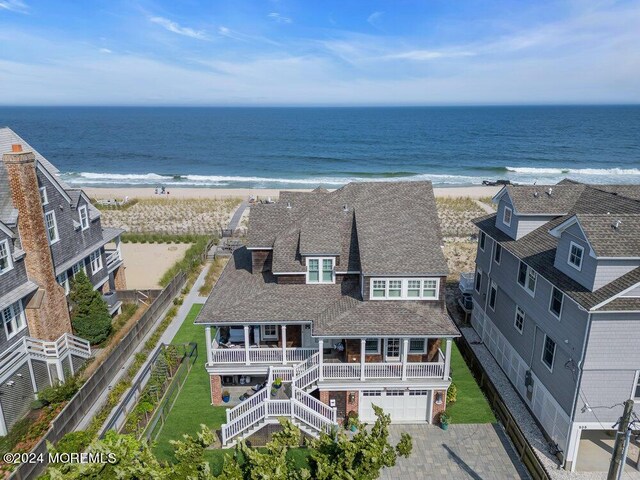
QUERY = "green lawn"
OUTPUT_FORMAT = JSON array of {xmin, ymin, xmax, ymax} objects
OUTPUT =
[
  {"xmin": 446, "ymin": 341, "xmax": 496, "ymax": 424},
  {"xmin": 151, "ymin": 303, "xmax": 311, "ymax": 474}
]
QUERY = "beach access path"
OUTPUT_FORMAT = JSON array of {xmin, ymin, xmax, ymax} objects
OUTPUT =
[{"xmin": 75, "ymin": 263, "xmax": 211, "ymax": 432}]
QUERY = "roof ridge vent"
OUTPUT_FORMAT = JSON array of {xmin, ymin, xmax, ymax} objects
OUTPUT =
[
  {"xmin": 547, "ymin": 187, "xmax": 553, "ymax": 196},
  {"xmin": 342, "ymin": 204, "xmax": 348, "ymax": 212},
  {"xmin": 533, "ymin": 190, "xmax": 539, "ymax": 198},
  {"xmin": 286, "ymin": 201, "xmax": 292, "ymax": 209},
  {"xmin": 612, "ymin": 219, "xmax": 622, "ymax": 230}
]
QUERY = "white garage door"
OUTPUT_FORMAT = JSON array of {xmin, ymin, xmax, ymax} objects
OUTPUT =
[{"xmin": 360, "ymin": 389, "xmax": 430, "ymax": 422}]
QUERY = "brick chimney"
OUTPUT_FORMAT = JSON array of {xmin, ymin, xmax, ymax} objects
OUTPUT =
[{"xmin": 3, "ymin": 145, "xmax": 72, "ymax": 341}]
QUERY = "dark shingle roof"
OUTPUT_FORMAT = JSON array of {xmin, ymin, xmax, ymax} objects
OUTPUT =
[
  {"xmin": 475, "ymin": 183, "xmax": 640, "ymax": 310},
  {"xmin": 574, "ymin": 214, "xmax": 640, "ymax": 258},
  {"xmin": 195, "ymin": 247, "xmax": 458, "ymax": 337},
  {"xmin": 598, "ymin": 297, "xmax": 640, "ymax": 311},
  {"xmin": 502, "ymin": 184, "xmax": 586, "ymax": 215}
]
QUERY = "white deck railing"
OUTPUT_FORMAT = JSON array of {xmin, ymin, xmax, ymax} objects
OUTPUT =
[
  {"xmin": 210, "ymin": 347, "xmax": 317, "ymax": 365},
  {"xmin": 323, "ymin": 361, "xmax": 444, "ymax": 380}
]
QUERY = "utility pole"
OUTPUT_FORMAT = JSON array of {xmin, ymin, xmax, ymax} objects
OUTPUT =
[{"xmin": 607, "ymin": 399, "xmax": 634, "ymax": 480}]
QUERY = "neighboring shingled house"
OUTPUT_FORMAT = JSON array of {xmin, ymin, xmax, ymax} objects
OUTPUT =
[
  {"xmin": 0, "ymin": 127, "xmax": 126, "ymax": 435},
  {"xmin": 470, "ymin": 180, "xmax": 640, "ymax": 471},
  {"xmin": 196, "ymin": 181, "xmax": 459, "ymax": 446}
]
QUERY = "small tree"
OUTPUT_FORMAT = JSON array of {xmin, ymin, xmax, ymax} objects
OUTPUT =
[{"xmin": 69, "ymin": 271, "xmax": 112, "ymax": 344}]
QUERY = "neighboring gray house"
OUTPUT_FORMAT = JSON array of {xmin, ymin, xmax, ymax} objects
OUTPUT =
[
  {"xmin": 196, "ymin": 181, "xmax": 459, "ymax": 447},
  {"xmin": 470, "ymin": 180, "xmax": 640, "ymax": 471},
  {"xmin": 0, "ymin": 127, "xmax": 126, "ymax": 435}
]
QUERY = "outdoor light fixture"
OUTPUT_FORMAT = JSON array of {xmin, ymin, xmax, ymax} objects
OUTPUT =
[
  {"xmin": 348, "ymin": 392, "xmax": 356, "ymax": 403},
  {"xmin": 435, "ymin": 392, "xmax": 443, "ymax": 405}
]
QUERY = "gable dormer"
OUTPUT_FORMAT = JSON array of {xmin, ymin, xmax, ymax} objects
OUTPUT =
[{"xmin": 550, "ymin": 214, "xmax": 640, "ymax": 291}]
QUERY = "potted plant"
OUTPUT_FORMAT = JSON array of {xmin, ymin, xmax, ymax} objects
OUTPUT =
[
  {"xmin": 440, "ymin": 412, "xmax": 450, "ymax": 431},
  {"xmin": 273, "ymin": 377, "xmax": 283, "ymax": 389},
  {"xmin": 271, "ymin": 386, "xmax": 278, "ymax": 397},
  {"xmin": 346, "ymin": 411, "xmax": 359, "ymax": 432},
  {"xmin": 222, "ymin": 390, "xmax": 230, "ymax": 403}
]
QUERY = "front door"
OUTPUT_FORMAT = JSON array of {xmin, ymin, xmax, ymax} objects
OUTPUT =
[{"xmin": 385, "ymin": 338, "xmax": 401, "ymax": 362}]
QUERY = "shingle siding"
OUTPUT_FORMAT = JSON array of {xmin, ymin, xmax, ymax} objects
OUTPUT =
[
  {"xmin": 38, "ymin": 172, "xmax": 104, "ymax": 275},
  {"xmin": 0, "ymin": 230, "xmax": 30, "ymax": 300},
  {"xmin": 0, "ymin": 361, "xmax": 34, "ymax": 431},
  {"xmin": 593, "ymin": 259, "xmax": 640, "ymax": 291}
]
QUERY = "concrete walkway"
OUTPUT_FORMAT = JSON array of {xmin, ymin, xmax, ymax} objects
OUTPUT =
[
  {"xmin": 76, "ymin": 263, "xmax": 211, "ymax": 431},
  {"xmin": 381, "ymin": 424, "xmax": 530, "ymax": 480}
]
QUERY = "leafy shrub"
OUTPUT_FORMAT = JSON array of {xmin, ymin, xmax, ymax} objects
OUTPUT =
[
  {"xmin": 447, "ymin": 382, "xmax": 458, "ymax": 404},
  {"xmin": 396, "ymin": 432, "xmax": 413, "ymax": 457},
  {"xmin": 0, "ymin": 418, "xmax": 31, "ymax": 455},
  {"xmin": 38, "ymin": 376, "xmax": 82, "ymax": 405},
  {"xmin": 54, "ymin": 431, "xmax": 92, "ymax": 454}
]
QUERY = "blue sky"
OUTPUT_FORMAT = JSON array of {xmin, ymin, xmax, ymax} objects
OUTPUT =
[{"xmin": 0, "ymin": 0, "xmax": 639, "ymax": 105}]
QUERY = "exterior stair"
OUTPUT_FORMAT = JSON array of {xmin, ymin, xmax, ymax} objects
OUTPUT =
[{"xmin": 220, "ymin": 352, "xmax": 337, "ymax": 447}]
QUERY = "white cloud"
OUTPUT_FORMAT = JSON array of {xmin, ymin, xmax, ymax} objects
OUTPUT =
[
  {"xmin": 268, "ymin": 12, "xmax": 292, "ymax": 24},
  {"xmin": 218, "ymin": 25, "xmax": 281, "ymax": 46},
  {"xmin": 367, "ymin": 11, "xmax": 383, "ymax": 26},
  {"xmin": 149, "ymin": 16, "xmax": 208, "ymax": 40},
  {"xmin": 0, "ymin": 0, "xmax": 28, "ymax": 14},
  {"xmin": 386, "ymin": 50, "xmax": 476, "ymax": 61},
  {"xmin": 99, "ymin": 48, "xmax": 112, "ymax": 54}
]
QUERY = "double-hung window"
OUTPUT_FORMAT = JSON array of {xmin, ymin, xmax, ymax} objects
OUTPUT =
[
  {"xmin": 407, "ymin": 280, "xmax": 421, "ymax": 297},
  {"xmin": 503, "ymin": 206, "xmax": 512, "ymax": 226},
  {"xmin": 89, "ymin": 250, "xmax": 103, "ymax": 274},
  {"xmin": 364, "ymin": 338, "xmax": 380, "ymax": 354},
  {"xmin": 514, "ymin": 306, "xmax": 525, "ymax": 333},
  {"xmin": 0, "ymin": 239, "xmax": 13, "ymax": 274},
  {"xmin": 45, "ymin": 211, "xmax": 59, "ymax": 244},
  {"xmin": 489, "ymin": 281, "xmax": 498, "ymax": 310},
  {"xmin": 79, "ymin": 205, "xmax": 89, "ymax": 231},
  {"xmin": 568, "ymin": 242, "xmax": 584, "ymax": 270},
  {"xmin": 72, "ymin": 260, "xmax": 85, "ymax": 277},
  {"xmin": 517, "ymin": 261, "xmax": 536, "ymax": 296},
  {"xmin": 542, "ymin": 335, "xmax": 556, "ymax": 371},
  {"xmin": 479, "ymin": 231, "xmax": 486, "ymax": 251},
  {"xmin": 422, "ymin": 279, "xmax": 438, "ymax": 298},
  {"xmin": 39, "ymin": 186, "xmax": 48, "ymax": 206},
  {"xmin": 57, "ymin": 271, "xmax": 70, "ymax": 295},
  {"xmin": 409, "ymin": 338, "xmax": 426, "ymax": 354},
  {"xmin": 388, "ymin": 280, "xmax": 402, "ymax": 297},
  {"xmin": 494, "ymin": 244, "xmax": 502, "ymax": 264},
  {"xmin": 2, "ymin": 302, "xmax": 26, "ymax": 339},
  {"xmin": 474, "ymin": 269, "xmax": 482, "ymax": 293},
  {"xmin": 372, "ymin": 280, "xmax": 386, "ymax": 298},
  {"xmin": 549, "ymin": 287, "xmax": 564, "ymax": 319},
  {"xmin": 370, "ymin": 278, "xmax": 440, "ymax": 300},
  {"xmin": 307, "ymin": 257, "xmax": 334, "ymax": 284}
]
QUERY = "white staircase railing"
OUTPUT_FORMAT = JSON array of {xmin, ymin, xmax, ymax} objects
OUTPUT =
[{"xmin": 220, "ymin": 354, "xmax": 336, "ymax": 446}]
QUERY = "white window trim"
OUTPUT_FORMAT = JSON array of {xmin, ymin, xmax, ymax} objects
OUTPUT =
[
  {"xmin": 57, "ymin": 271, "xmax": 70, "ymax": 295},
  {"xmin": 0, "ymin": 239, "xmax": 14, "ymax": 275},
  {"xmin": 45, "ymin": 210, "xmax": 59, "ymax": 245},
  {"xmin": 494, "ymin": 243, "xmax": 502, "ymax": 265},
  {"xmin": 541, "ymin": 334, "xmax": 556, "ymax": 372},
  {"xmin": 503, "ymin": 206, "xmax": 513, "ymax": 227},
  {"xmin": 489, "ymin": 281, "xmax": 498, "ymax": 311},
  {"xmin": 364, "ymin": 338, "xmax": 380, "ymax": 354},
  {"xmin": 567, "ymin": 241, "xmax": 584, "ymax": 271},
  {"xmin": 369, "ymin": 278, "xmax": 440, "ymax": 301},
  {"xmin": 408, "ymin": 338, "xmax": 427, "ymax": 354},
  {"xmin": 79, "ymin": 205, "xmax": 89, "ymax": 231},
  {"xmin": 549, "ymin": 287, "xmax": 564, "ymax": 320},
  {"xmin": 39, "ymin": 186, "xmax": 48, "ymax": 206},
  {"xmin": 2, "ymin": 301, "xmax": 26, "ymax": 340},
  {"xmin": 514, "ymin": 306, "xmax": 525, "ymax": 334},
  {"xmin": 479, "ymin": 231, "xmax": 486, "ymax": 251},
  {"xmin": 475, "ymin": 269, "xmax": 482, "ymax": 293},
  {"xmin": 72, "ymin": 260, "xmax": 86, "ymax": 277},
  {"xmin": 632, "ymin": 370, "xmax": 640, "ymax": 402},
  {"xmin": 261, "ymin": 325, "xmax": 279, "ymax": 340},
  {"xmin": 518, "ymin": 262, "xmax": 536, "ymax": 297},
  {"xmin": 90, "ymin": 250, "xmax": 103, "ymax": 275},
  {"xmin": 306, "ymin": 257, "xmax": 335, "ymax": 284}
]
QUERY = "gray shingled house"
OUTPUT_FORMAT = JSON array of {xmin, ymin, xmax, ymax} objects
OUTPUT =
[
  {"xmin": 196, "ymin": 181, "xmax": 459, "ymax": 446},
  {"xmin": 470, "ymin": 180, "xmax": 640, "ymax": 471},
  {"xmin": 0, "ymin": 128, "xmax": 126, "ymax": 435}
]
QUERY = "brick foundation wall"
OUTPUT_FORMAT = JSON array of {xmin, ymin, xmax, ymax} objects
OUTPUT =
[
  {"xmin": 346, "ymin": 390, "xmax": 359, "ymax": 417},
  {"xmin": 431, "ymin": 389, "xmax": 447, "ymax": 422},
  {"xmin": 3, "ymin": 149, "xmax": 71, "ymax": 341},
  {"xmin": 113, "ymin": 265, "xmax": 127, "ymax": 290},
  {"xmin": 210, "ymin": 375, "xmax": 222, "ymax": 405}
]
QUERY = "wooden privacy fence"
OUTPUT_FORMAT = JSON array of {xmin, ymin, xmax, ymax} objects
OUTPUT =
[
  {"xmin": 9, "ymin": 272, "xmax": 186, "ymax": 480},
  {"xmin": 456, "ymin": 335, "xmax": 551, "ymax": 480}
]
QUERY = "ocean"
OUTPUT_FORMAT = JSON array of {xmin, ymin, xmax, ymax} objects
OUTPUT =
[{"xmin": 1, "ymin": 106, "xmax": 639, "ymax": 189}]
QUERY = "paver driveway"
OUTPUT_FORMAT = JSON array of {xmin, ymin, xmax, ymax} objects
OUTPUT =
[{"xmin": 381, "ymin": 424, "xmax": 530, "ymax": 480}]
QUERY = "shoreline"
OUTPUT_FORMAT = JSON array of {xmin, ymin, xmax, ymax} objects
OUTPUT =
[{"xmin": 84, "ymin": 185, "xmax": 501, "ymax": 200}]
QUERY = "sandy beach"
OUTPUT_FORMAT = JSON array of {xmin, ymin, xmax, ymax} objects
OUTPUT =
[{"xmin": 85, "ymin": 185, "xmax": 501, "ymax": 201}]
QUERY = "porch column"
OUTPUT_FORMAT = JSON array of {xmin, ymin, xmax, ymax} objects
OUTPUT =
[
  {"xmin": 318, "ymin": 339, "xmax": 324, "ymax": 381},
  {"xmin": 205, "ymin": 326, "xmax": 213, "ymax": 365},
  {"xmin": 444, "ymin": 338, "xmax": 452, "ymax": 380},
  {"xmin": 281, "ymin": 325, "xmax": 287, "ymax": 364},
  {"xmin": 244, "ymin": 325, "xmax": 250, "ymax": 365},
  {"xmin": 402, "ymin": 338, "xmax": 408, "ymax": 381},
  {"xmin": 360, "ymin": 339, "xmax": 366, "ymax": 381}
]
